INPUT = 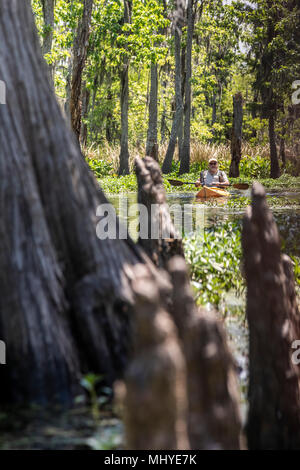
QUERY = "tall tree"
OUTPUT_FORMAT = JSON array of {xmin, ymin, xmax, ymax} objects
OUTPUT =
[
  {"xmin": 70, "ymin": 0, "xmax": 93, "ymax": 141},
  {"xmin": 162, "ymin": 21, "xmax": 183, "ymax": 173},
  {"xmin": 179, "ymin": 0, "xmax": 198, "ymax": 174},
  {"xmin": 229, "ymin": 92, "xmax": 243, "ymax": 177},
  {"xmin": 41, "ymin": 0, "xmax": 55, "ymax": 82},
  {"xmin": 246, "ymin": 0, "xmax": 300, "ymax": 178},
  {"xmin": 119, "ymin": 0, "xmax": 132, "ymax": 175},
  {"xmin": 146, "ymin": 63, "xmax": 159, "ymax": 160}
]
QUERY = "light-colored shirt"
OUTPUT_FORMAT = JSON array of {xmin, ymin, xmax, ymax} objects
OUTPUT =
[{"xmin": 200, "ymin": 170, "xmax": 229, "ymax": 187}]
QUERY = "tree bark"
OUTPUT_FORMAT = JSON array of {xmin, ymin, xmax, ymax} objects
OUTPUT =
[
  {"xmin": 229, "ymin": 93, "xmax": 243, "ymax": 178},
  {"xmin": 118, "ymin": 0, "xmax": 132, "ymax": 175},
  {"xmin": 146, "ymin": 64, "xmax": 158, "ymax": 161},
  {"xmin": 178, "ymin": 41, "xmax": 186, "ymax": 160},
  {"xmin": 242, "ymin": 182, "xmax": 300, "ymax": 449},
  {"xmin": 0, "ymin": 0, "xmax": 156, "ymax": 405},
  {"xmin": 106, "ymin": 72, "xmax": 114, "ymax": 143},
  {"xmin": 123, "ymin": 265, "xmax": 189, "ymax": 450},
  {"xmin": 64, "ymin": 55, "xmax": 73, "ymax": 125},
  {"xmin": 41, "ymin": 0, "xmax": 55, "ymax": 83},
  {"xmin": 168, "ymin": 257, "xmax": 242, "ymax": 449},
  {"xmin": 280, "ymin": 137, "xmax": 286, "ymax": 167},
  {"xmin": 160, "ymin": 64, "xmax": 169, "ymax": 145},
  {"xmin": 179, "ymin": 0, "xmax": 195, "ymax": 175},
  {"xmin": 162, "ymin": 26, "xmax": 183, "ymax": 174},
  {"xmin": 269, "ymin": 114, "xmax": 280, "ymax": 178},
  {"xmin": 135, "ymin": 157, "xmax": 184, "ymax": 269},
  {"xmin": 70, "ymin": 0, "xmax": 93, "ymax": 142},
  {"xmin": 80, "ymin": 83, "xmax": 90, "ymax": 147}
]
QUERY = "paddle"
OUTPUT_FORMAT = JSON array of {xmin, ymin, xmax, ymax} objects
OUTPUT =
[{"xmin": 167, "ymin": 179, "xmax": 249, "ymax": 190}]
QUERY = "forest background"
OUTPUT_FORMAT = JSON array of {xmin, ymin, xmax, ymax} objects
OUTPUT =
[{"xmin": 32, "ymin": 0, "xmax": 300, "ymax": 183}]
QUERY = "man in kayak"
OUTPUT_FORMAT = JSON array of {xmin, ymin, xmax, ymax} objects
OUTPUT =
[{"xmin": 195, "ymin": 158, "xmax": 230, "ymax": 188}]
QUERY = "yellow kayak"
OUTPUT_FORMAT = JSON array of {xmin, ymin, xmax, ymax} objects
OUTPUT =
[{"xmin": 196, "ymin": 186, "xmax": 230, "ymax": 199}]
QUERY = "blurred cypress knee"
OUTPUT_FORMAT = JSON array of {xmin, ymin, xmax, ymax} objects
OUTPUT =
[
  {"xmin": 123, "ymin": 264, "xmax": 189, "ymax": 450},
  {"xmin": 242, "ymin": 182, "xmax": 300, "ymax": 449},
  {"xmin": 135, "ymin": 156, "xmax": 184, "ymax": 268},
  {"xmin": 168, "ymin": 256, "xmax": 242, "ymax": 450}
]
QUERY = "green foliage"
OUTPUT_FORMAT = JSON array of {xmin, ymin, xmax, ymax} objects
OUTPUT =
[
  {"xmin": 257, "ymin": 174, "xmax": 300, "ymax": 189},
  {"xmin": 239, "ymin": 155, "xmax": 270, "ymax": 178},
  {"xmin": 80, "ymin": 373, "xmax": 112, "ymax": 420},
  {"xmin": 80, "ymin": 373, "xmax": 102, "ymax": 420},
  {"xmin": 291, "ymin": 256, "xmax": 300, "ymax": 288},
  {"xmin": 86, "ymin": 158, "xmax": 114, "ymax": 177},
  {"xmin": 99, "ymin": 174, "xmax": 138, "ymax": 194},
  {"xmin": 88, "ymin": 154, "xmax": 300, "ymax": 195},
  {"xmin": 32, "ymin": 0, "xmax": 300, "ymax": 169},
  {"xmin": 184, "ymin": 221, "xmax": 244, "ymax": 310},
  {"xmin": 184, "ymin": 215, "xmax": 300, "ymax": 311}
]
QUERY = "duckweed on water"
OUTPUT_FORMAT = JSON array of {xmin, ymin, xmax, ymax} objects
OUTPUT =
[
  {"xmin": 184, "ymin": 220, "xmax": 300, "ymax": 311},
  {"xmin": 184, "ymin": 221, "xmax": 244, "ymax": 310}
]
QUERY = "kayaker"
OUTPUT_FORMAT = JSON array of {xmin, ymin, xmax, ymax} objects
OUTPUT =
[{"xmin": 195, "ymin": 158, "xmax": 230, "ymax": 188}]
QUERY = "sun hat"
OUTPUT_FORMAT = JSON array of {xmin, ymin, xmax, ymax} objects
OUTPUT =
[{"xmin": 209, "ymin": 157, "xmax": 218, "ymax": 163}]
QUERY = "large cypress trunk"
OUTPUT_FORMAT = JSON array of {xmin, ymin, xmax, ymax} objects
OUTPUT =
[{"xmin": 0, "ymin": 0, "xmax": 151, "ymax": 405}]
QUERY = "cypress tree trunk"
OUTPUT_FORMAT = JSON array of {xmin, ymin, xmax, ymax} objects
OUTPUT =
[
  {"xmin": 70, "ymin": 0, "xmax": 93, "ymax": 141},
  {"xmin": 160, "ymin": 64, "xmax": 169, "ymax": 145},
  {"xmin": 162, "ymin": 26, "xmax": 183, "ymax": 174},
  {"xmin": 178, "ymin": 41, "xmax": 186, "ymax": 161},
  {"xmin": 279, "ymin": 104, "xmax": 286, "ymax": 167},
  {"xmin": 280, "ymin": 137, "xmax": 286, "ymax": 167},
  {"xmin": 80, "ymin": 83, "xmax": 90, "ymax": 147},
  {"xmin": 269, "ymin": 114, "xmax": 280, "ymax": 178},
  {"xmin": 179, "ymin": 0, "xmax": 195, "ymax": 175},
  {"xmin": 0, "ymin": 0, "xmax": 153, "ymax": 405},
  {"xmin": 118, "ymin": 0, "xmax": 132, "ymax": 175},
  {"xmin": 229, "ymin": 93, "xmax": 243, "ymax": 178},
  {"xmin": 106, "ymin": 72, "xmax": 114, "ymax": 143},
  {"xmin": 41, "ymin": 0, "xmax": 55, "ymax": 83},
  {"xmin": 146, "ymin": 63, "xmax": 158, "ymax": 161}
]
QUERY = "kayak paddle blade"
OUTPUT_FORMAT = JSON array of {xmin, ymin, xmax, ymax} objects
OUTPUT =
[{"xmin": 231, "ymin": 183, "xmax": 249, "ymax": 190}]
